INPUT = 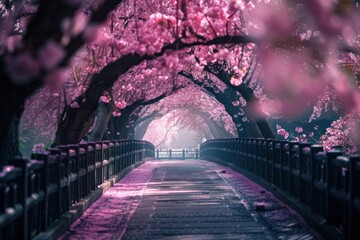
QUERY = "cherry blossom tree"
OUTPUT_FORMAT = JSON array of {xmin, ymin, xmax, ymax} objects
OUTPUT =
[
  {"xmin": 135, "ymin": 86, "xmax": 236, "ymax": 141},
  {"xmin": 2, "ymin": 0, "xmax": 360, "ymax": 167},
  {"xmin": 0, "ymin": 0, "xmax": 143, "ymax": 165},
  {"xmin": 50, "ymin": 0, "xmax": 254, "ymax": 147}
]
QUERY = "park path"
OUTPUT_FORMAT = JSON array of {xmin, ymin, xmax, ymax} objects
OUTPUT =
[{"xmin": 60, "ymin": 160, "xmax": 323, "ymax": 240}]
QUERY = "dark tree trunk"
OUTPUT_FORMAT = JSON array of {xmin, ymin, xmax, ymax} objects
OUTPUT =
[
  {"xmin": 118, "ymin": 108, "xmax": 139, "ymax": 139},
  {"xmin": 52, "ymin": 96, "xmax": 97, "ymax": 146},
  {"xmin": 0, "ymin": 0, "xmax": 131, "ymax": 157},
  {"xmin": 0, "ymin": 66, "xmax": 40, "ymax": 166},
  {"xmin": 121, "ymin": 107, "xmax": 142, "ymax": 139},
  {"xmin": 180, "ymin": 71, "xmax": 263, "ymax": 138},
  {"xmin": 53, "ymin": 37, "xmax": 251, "ymax": 145},
  {"xmin": 88, "ymin": 101, "xmax": 114, "ymax": 141},
  {"xmin": 103, "ymin": 117, "xmax": 116, "ymax": 140},
  {"xmin": 203, "ymin": 64, "xmax": 276, "ymax": 139},
  {"xmin": 0, "ymin": 103, "xmax": 24, "ymax": 167},
  {"xmin": 236, "ymin": 84, "xmax": 276, "ymax": 139},
  {"xmin": 105, "ymin": 101, "xmax": 143, "ymax": 140},
  {"xmin": 189, "ymin": 108, "xmax": 235, "ymax": 139}
]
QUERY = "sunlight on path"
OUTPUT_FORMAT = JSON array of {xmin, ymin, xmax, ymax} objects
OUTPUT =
[{"xmin": 59, "ymin": 161, "xmax": 159, "ymax": 240}]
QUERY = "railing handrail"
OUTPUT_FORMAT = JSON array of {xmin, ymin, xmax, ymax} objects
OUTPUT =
[
  {"xmin": 0, "ymin": 140, "xmax": 155, "ymax": 240},
  {"xmin": 200, "ymin": 138, "xmax": 360, "ymax": 240},
  {"xmin": 155, "ymin": 149, "xmax": 199, "ymax": 159}
]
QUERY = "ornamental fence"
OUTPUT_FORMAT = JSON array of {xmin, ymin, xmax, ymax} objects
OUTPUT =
[
  {"xmin": 200, "ymin": 138, "xmax": 360, "ymax": 240},
  {"xmin": 155, "ymin": 149, "xmax": 199, "ymax": 159},
  {"xmin": 0, "ymin": 140, "xmax": 154, "ymax": 240}
]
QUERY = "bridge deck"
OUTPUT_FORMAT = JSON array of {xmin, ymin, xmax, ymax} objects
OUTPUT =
[{"xmin": 60, "ymin": 160, "xmax": 322, "ymax": 240}]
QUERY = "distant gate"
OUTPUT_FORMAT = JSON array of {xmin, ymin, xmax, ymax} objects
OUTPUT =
[{"xmin": 156, "ymin": 149, "xmax": 199, "ymax": 159}]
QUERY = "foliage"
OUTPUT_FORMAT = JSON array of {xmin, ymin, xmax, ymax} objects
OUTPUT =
[{"xmin": 1, "ymin": 0, "xmax": 360, "ymax": 161}]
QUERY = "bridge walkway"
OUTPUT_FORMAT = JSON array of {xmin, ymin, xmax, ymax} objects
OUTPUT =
[{"xmin": 60, "ymin": 160, "xmax": 322, "ymax": 240}]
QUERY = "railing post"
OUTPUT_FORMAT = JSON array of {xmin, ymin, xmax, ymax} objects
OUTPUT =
[
  {"xmin": 9, "ymin": 158, "xmax": 29, "ymax": 240},
  {"xmin": 196, "ymin": 149, "xmax": 199, "ymax": 160},
  {"xmin": 80, "ymin": 143, "xmax": 89, "ymax": 196},
  {"xmin": 31, "ymin": 151, "xmax": 48, "ymax": 232},
  {"xmin": 0, "ymin": 165, "xmax": 23, "ymax": 240},
  {"xmin": 70, "ymin": 145, "xmax": 81, "ymax": 203},
  {"xmin": 279, "ymin": 141, "xmax": 287, "ymax": 190},
  {"xmin": 349, "ymin": 155, "xmax": 360, "ymax": 240},
  {"xmin": 182, "ymin": 149, "xmax": 185, "ymax": 159},
  {"xmin": 59, "ymin": 146, "xmax": 71, "ymax": 213},
  {"xmin": 169, "ymin": 149, "xmax": 172, "ymax": 159},
  {"xmin": 310, "ymin": 145, "xmax": 324, "ymax": 211},
  {"xmin": 326, "ymin": 150, "xmax": 342, "ymax": 225},
  {"xmin": 156, "ymin": 149, "xmax": 159, "ymax": 159},
  {"xmin": 267, "ymin": 140, "xmax": 274, "ymax": 183},
  {"xmin": 288, "ymin": 142, "xmax": 296, "ymax": 196},
  {"xmin": 299, "ymin": 143, "xmax": 312, "ymax": 204},
  {"xmin": 88, "ymin": 143, "xmax": 96, "ymax": 191}
]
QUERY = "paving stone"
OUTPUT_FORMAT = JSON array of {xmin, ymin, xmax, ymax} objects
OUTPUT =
[
  {"xmin": 121, "ymin": 160, "xmax": 274, "ymax": 239},
  {"xmin": 60, "ymin": 160, "xmax": 323, "ymax": 240}
]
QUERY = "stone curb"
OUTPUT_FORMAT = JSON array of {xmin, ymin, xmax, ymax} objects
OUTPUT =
[{"xmin": 34, "ymin": 158, "xmax": 154, "ymax": 240}]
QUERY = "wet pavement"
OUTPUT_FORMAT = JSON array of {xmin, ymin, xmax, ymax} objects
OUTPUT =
[{"xmin": 59, "ymin": 160, "xmax": 323, "ymax": 240}]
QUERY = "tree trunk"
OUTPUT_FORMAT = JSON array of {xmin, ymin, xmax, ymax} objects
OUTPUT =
[
  {"xmin": 88, "ymin": 101, "xmax": 114, "ymax": 141},
  {"xmin": 52, "ymin": 97, "xmax": 97, "ymax": 146},
  {"xmin": 179, "ymin": 71, "xmax": 263, "ymax": 138},
  {"xmin": 0, "ymin": 103, "xmax": 24, "ymax": 167},
  {"xmin": 53, "ymin": 37, "xmax": 251, "ymax": 146},
  {"xmin": 190, "ymin": 109, "xmax": 235, "ymax": 139},
  {"xmin": 205, "ymin": 64, "xmax": 276, "ymax": 139},
  {"xmin": 121, "ymin": 108, "xmax": 142, "ymax": 139},
  {"xmin": 236, "ymin": 84, "xmax": 276, "ymax": 139},
  {"xmin": 105, "ymin": 102, "xmax": 143, "ymax": 140}
]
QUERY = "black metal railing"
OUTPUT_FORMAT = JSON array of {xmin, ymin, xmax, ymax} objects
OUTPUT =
[
  {"xmin": 200, "ymin": 138, "xmax": 360, "ymax": 240},
  {"xmin": 0, "ymin": 140, "xmax": 155, "ymax": 240},
  {"xmin": 155, "ymin": 149, "xmax": 199, "ymax": 159}
]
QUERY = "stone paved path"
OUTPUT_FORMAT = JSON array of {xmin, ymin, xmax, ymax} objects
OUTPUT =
[{"xmin": 60, "ymin": 160, "xmax": 322, "ymax": 240}]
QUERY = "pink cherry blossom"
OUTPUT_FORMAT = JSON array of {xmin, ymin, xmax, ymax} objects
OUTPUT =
[
  {"xmin": 6, "ymin": 52, "xmax": 40, "ymax": 85},
  {"xmin": 284, "ymin": 132, "xmax": 289, "ymax": 140},
  {"xmin": 295, "ymin": 127, "xmax": 303, "ymax": 133},
  {"xmin": 100, "ymin": 95, "xmax": 111, "ymax": 103},
  {"xmin": 44, "ymin": 69, "xmax": 67, "ymax": 90},
  {"xmin": 277, "ymin": 128, "xmax": 286, "ymax": 136},
  {"xmin": 299, "ymin": 134, "xmax": 307, "ymax": 142},
  {"xmin": 115, "ymin": 100, "xmax": 127, "ymax": 109},
  {"xmin": 230, "ymin": 76, "xmax": 242, "ymax": 86},
  {"xmin": 38, "ymin": 40, "xmax": 66, "ymax": 70},
  {"xmin": 32, "ymin": 143, "xmax": 45, "ymax": 153},
  {"xmin": 70, "ymin": 101, "xmax": 80, "ymax": 108},
  {"xmin": 112, "ymin": 111, "xmax": 121, "ymax": 117},
  {"xmin": 232, "ymin": 101, "xmax": 240, "ymax": 107}
]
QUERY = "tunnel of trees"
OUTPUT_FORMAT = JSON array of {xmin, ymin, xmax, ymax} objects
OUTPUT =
[{"xmin": 1, "ymin": 0, "xmax": 360, "ymax": 167}]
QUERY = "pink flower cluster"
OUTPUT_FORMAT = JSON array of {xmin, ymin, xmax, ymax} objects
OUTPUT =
[
  {"xmin": 100, "ymin": 95, "xmax": 111, "ymax": 103},
  {"xmin": 276, "ymin": 125, "xmax": 289, "ymax": 140},
  {"xmin": 32, "ymin": 143, "xmax": 45, "ymax": 153},
  {"xmin": 276, "ymin": 125, "xmax": 309, "ymax": 142},
  {"xmin": 115, "ymin": 100, "xmax": 127, "ymax": 109}
]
